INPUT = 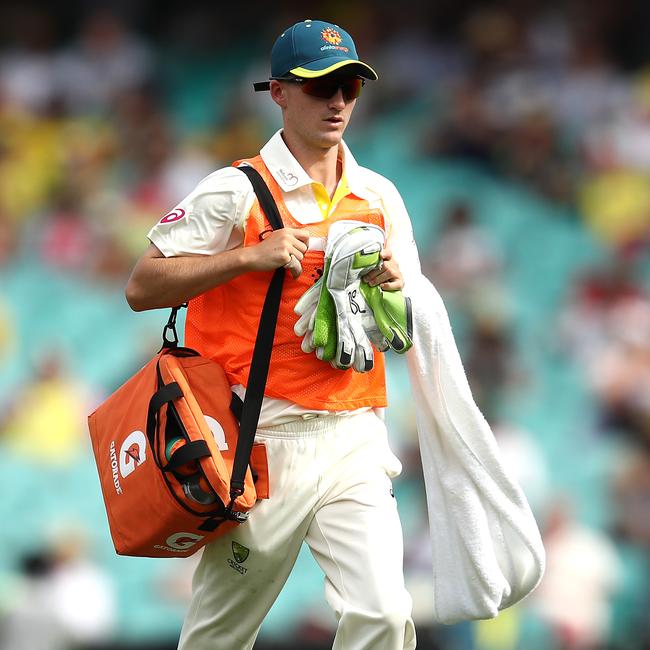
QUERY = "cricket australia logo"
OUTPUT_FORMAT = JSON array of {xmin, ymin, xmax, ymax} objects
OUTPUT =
[{"xmin": 227, "ymin": 541, "xmax": 250, "ymax": 575}]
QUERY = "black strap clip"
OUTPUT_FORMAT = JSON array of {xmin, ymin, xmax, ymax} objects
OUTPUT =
[
  {"xmin": 196, "ymin": 501, "xmax": 249, "ymax": 532},
  {"xmin": 224, "ymin": 497, "xmax": 249, "ymax": 523},
  {"xmin": 161, "ymin": 303, "xmax": 187, "ymax": 350},
  {"xmin": 227, "ymin": 510, "xmax": 250, "ymax": 523}
]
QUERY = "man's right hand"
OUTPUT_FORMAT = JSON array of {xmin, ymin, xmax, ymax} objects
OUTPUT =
[
  {"xmin": 242, "ymin": 228, "xmax": 310, "ymax": 279},
  {"xmin": 126, "ymin": 229, "xmax": 310, "ymax": 312}
]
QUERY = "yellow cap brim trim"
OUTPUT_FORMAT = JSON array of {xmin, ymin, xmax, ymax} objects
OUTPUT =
[{"xmin": 290, "ymin": 59, "xmax": 378, "ymax": 81}]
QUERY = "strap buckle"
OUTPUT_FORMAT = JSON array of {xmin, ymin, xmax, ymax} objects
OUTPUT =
[
  {"xmin": 226, "ymin": 510, "xmax": 250, "ymax": 523},
  {"xmin": 224, "ymin": 497, "xmax": 249, "ymax": 523}
]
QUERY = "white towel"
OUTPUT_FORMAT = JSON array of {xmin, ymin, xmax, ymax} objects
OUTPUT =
[{"xmin": 405, "ymin": 273, "xmax": 545, "ymax": 624}]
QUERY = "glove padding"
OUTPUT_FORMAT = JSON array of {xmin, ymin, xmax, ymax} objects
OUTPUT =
[
  {"xmin": 293, "ymin": 279, "xmax": 320, "ymax": 353},
  {"xmin": 325, "ymin": 224, "xmax": 385, "ymax": 370},
  {"xmin": 359, "ymin": 283, "xmax": 413, "ymax": 353},
  {"xmin": 294, "ymin": 221, "xmax": 385, "ymax": 372},
  {"xmin": 294, "ymin": 256, "xmax": 342, "ymax": 360},
  {"xmin": 294, "ymin": 221, "xmax": 413, "ymax": 370}
]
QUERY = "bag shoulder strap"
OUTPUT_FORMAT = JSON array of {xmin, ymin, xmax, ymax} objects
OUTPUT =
[
  {"xmin": 238, "ymin": 164, "xmax": 283, "ymax": 230},
  {"xmin": 228, "ymin": 165, "xmax": 285, "ymax": 500},
  {"xmin": 157, "ymin": 165, "xmax": 286, "ymax": 509},
  {"xmin": 159, "ymin": 165, "xmax": 283, "ymax": 350}
]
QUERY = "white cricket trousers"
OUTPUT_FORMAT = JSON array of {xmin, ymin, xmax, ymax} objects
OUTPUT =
[{"xmin": 178, "ymin": 410, "xmax": 416, "ymax": 650}]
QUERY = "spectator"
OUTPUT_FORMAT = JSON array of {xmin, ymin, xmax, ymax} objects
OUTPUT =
[
  {"xmin": 530, "ymin": 500, "xmax": 622, "ymax": 650},
  {"xmin": 0, "ymin": 7, "xmax": 60, "ymax": 115},
  {"xmin": 0, "ymin": 213, "xmax": 20, "ymax": 266},
  {"xmin": 589, "ymin": 295, "xmax": 650, "ymax": 444},
  {"xmin": 0, "ymin": 352, "xmax": 92, "ymax": 465},
  {"xmin": 47, "ymin": 526, "xmax": 117, "ymax": 648},
  {"xmin": 424, "ymin": 200, "xmax": 511, "ymax": 329},
  {"xmin": 612, "ymin": 447, "xmax": 650, "ymax": 547},
  {"xmin": 54, "ymin": 9, "xmax": 154, "ymax": 115},
  {"xmin": 464, "ymin": 317, "xmax": 521, "ymax": 423},
  {"xmin": 0, "ymin": 550, "xmax": 69, "ymax": 650},
  {"xmin": 37, "ymin": 184, "xmax": 95, "ymax": 272}
]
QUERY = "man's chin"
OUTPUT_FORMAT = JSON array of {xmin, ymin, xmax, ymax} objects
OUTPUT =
[{"xmin": 317, "ymin": 131, "xmax": 344, "ymax": 149}]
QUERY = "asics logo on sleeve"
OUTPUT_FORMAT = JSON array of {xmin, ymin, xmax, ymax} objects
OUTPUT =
[{"xmin": 160, "ymin": 208, "xmax": 186, "ymax": 224}]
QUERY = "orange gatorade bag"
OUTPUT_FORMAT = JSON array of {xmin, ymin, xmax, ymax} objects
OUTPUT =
[
  {"xmin": 87, "ymin": 338, "xmax": 269, "ymax": 557},
  {"xmin": 87, "ymin": 165, "xmax": 285, "ymax": 558}
]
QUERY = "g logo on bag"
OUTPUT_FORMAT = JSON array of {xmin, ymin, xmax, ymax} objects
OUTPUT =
[
  {"xmin": 205, "ymin": 416, "xmax": 228, "ymax": 451},
  {"xmin": 152, "ymin": 532, "xmax": 205, "ymax": 553},
  {"xmin": 167, "ymin": 532, "xmax": 204, "ymax": 551},
  {"xmin": 119, "ymin": 430, "xmax": 148, "ymax": 478}
]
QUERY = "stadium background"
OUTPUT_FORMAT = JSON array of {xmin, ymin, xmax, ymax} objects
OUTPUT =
[{"xmin": 1, "ymin": 1, "xmax": 649, "ymax": 649}]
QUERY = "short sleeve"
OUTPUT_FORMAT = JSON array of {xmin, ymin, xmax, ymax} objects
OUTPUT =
[{"xmin": 147, "ymin": 166, "xmax": 255, "ymax": 257}]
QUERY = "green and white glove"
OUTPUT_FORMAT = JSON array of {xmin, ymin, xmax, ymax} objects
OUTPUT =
[
  {"xmin": 294, "ymin": 279, "xmax": 321, "ymax": 354},
  {"xmin": 295, "ymin": 279, "xmax": 414, "ymax": 358},
  {"xmin": 294, "ymin": 220, "xmax": 362, "ymax": 356},
  {"xmin": 294, "ymin": 221, "xmax": 413, "ymax": 369},
  {"xmin": 325, "ymin": 223, "xmax": 385, "ymax": 370},
  {"xmin": 359, "ymin": 283, "xmax": 413, "ymax": 353},
  {"xmin": 294, "ymin": 221, "xmax": 385, "ymax": 372}
]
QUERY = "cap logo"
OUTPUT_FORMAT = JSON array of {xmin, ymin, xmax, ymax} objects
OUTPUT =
[{"xmin": 321, "ymin": 28, "xmax": 342, "ymax": 45}]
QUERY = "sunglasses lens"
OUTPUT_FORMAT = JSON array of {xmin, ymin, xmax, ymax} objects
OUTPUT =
[
  {"xmin": 301, "ymin": 77, "xmax": 363, "ymax": 100},
  {"xmin": 342, "ymin": 78, "xmax": 363, "ymax": 100}
]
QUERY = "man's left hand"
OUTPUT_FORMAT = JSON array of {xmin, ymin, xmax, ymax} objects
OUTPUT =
[{"xmin": 362, "ymin": 247, "xmax": 403, "ymax": 291}]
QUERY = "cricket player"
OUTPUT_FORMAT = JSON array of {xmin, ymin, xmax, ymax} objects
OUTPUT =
[{"xmin": 126, "ymin": 19, "xmax": 419, "ymax": 649}]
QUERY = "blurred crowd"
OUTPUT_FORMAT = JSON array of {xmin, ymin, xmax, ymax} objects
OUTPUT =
[{"xmin": 1, "ymin": 1, "xmax": 650, "ymax": 650}]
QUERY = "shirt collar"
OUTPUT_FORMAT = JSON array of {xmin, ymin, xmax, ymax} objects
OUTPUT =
[
  {"xmin": 339, "ymin": 139, "xmax": 371, "ymax": 200},
  {"xmin": 260, "ymin": 129, "xmax": 371, "ymax": 200},
  {"xmin": 260, "ymin": 130, "xmax": 313, "ymax": 192}
]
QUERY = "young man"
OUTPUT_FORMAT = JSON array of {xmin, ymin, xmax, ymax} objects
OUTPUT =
[{"xmin": 126, "ymin": 19, "xmax": 420, "ymax": 650}]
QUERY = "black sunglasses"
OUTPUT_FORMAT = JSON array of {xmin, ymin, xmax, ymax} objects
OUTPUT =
[{"xmin": 273, "ymin": 76, "xmax": 365, "ymax": 101}]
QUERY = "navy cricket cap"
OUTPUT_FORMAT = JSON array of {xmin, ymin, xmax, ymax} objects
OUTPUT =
[{"xmin": 254, "ymin": 19, "xmax": 378, "ymax": 92}]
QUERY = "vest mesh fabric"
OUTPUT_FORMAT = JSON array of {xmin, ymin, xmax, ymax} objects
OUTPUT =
[{"xmin": 185, "ymin": 156, "xmax": 388, "ymax": 411}]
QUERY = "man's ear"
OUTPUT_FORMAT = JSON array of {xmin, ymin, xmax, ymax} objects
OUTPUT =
[{"xmin": 270, "ymin": 80, "xmax": 287, "ymax": 108}]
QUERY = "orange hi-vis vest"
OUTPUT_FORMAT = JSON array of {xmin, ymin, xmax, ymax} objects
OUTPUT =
[{"xmin": 185, "ymin": 156, "xmax": 388, "ymax": 411}]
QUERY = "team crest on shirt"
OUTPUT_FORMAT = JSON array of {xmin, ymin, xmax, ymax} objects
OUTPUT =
[
  {"xmin": 232, "ymin": 541, "xmax": 250, "ymax": 564},
  {"xmin": 321, "ymin": 28, "xmax": 342, "ymax": 45},
  {"xmin": 159, "ymin": 208, "xmax": 185, "ymax": 224}
]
